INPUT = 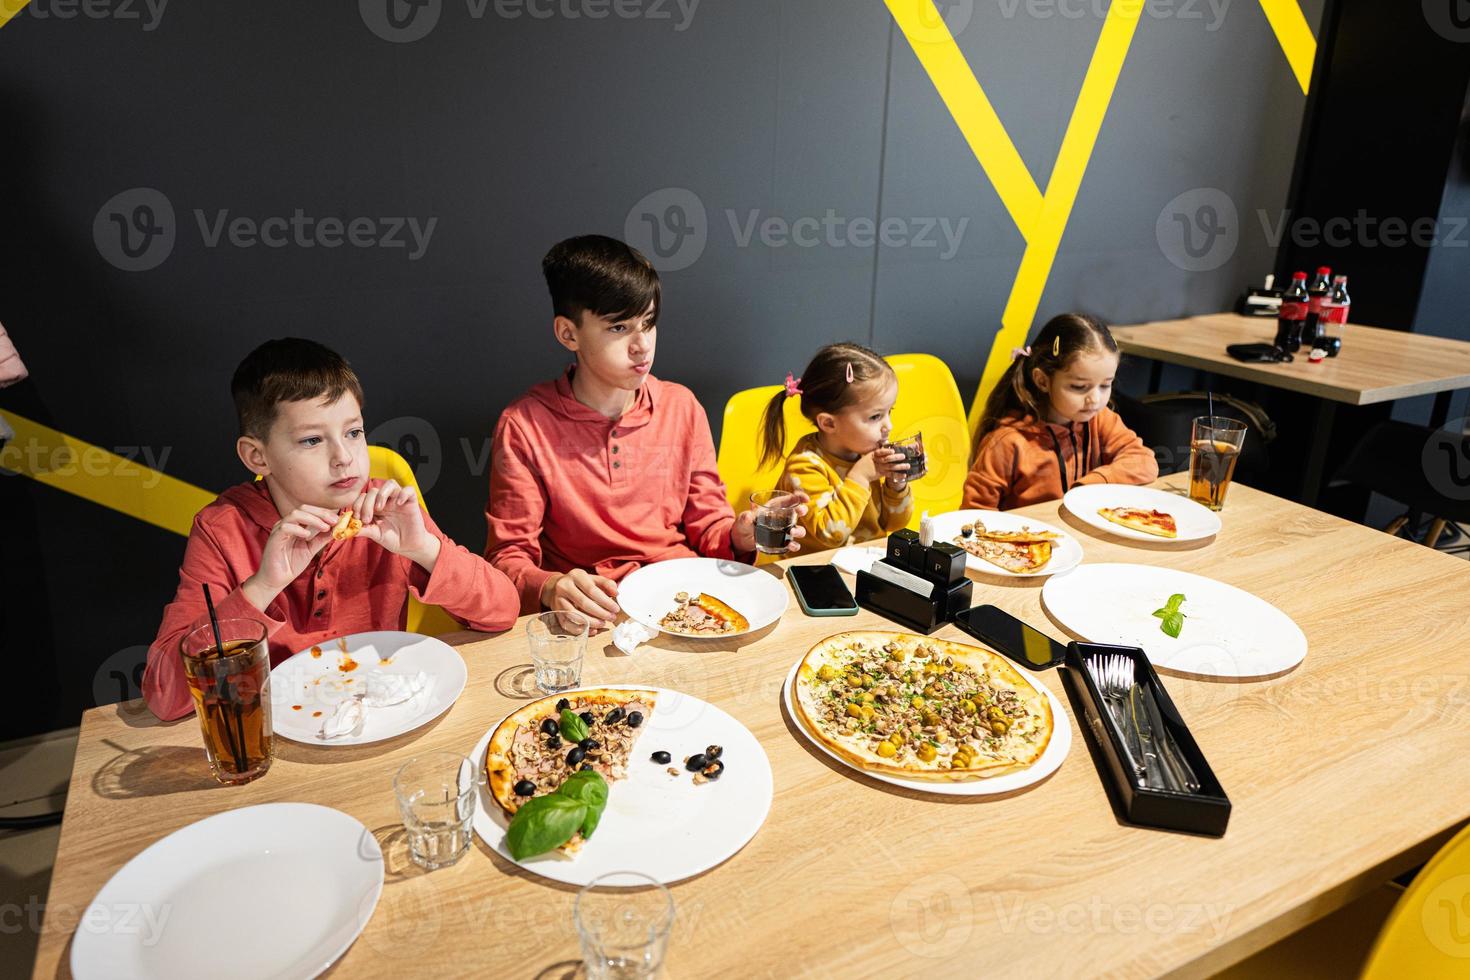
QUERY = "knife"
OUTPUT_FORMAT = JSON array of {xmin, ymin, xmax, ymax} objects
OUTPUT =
[
  {"xmin": 1141, "ymin": 684, "xmax": 1201, "ymax": 793},
  {"xmin": 1129, "ymin": 683, "xmax": 1171, "ymax": 791}
]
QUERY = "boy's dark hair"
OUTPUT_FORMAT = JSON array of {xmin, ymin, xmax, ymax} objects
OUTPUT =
[
  {"xmin": 542, "ymin": 235, "xmax": 661, "ymax": 327},
  {"xmin": 231, "ymin": 338, "xmax": 365, "ymax": 440},
  {"xmin": 973, "ymin": 313, "xmax": 1118, "ymax": 450},
  {"xmin": 757, "ymin": 342, "xmax": 894, "ymax": 469}
]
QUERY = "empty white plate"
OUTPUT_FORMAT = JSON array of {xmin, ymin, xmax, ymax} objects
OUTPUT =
[
  {"xmin": 617, "ymin": 557, "xmax": 789, "ymax": 638},
  {"xmin": 1062, "ymin": 484, "xmax": 1222, "ymax": 543},
  {"xmin": 270, "ymin": 631, "xmax": 467, "ymax": 745},
  {"xmin": 927, "ymin": 509, "xmax": 1083, "ymax": 578},
  {"xmin": 1042, "ymin": 563, "xmax": 1307, "ymax": 678},
  {"xmin": 472, "ymin": 686, "xmax": 773, "ymax": 885},
  {"xmin": 70, "ymin": 803, "xmax": 383, "ymax": 980}
]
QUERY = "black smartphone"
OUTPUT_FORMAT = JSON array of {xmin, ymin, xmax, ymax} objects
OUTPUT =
[
  {"xmin": 952, "ymin": 604, "xmax": 1066, "ymax": 670},
  {"xmin": 786, "ymin": 565, "xmax": 859, "ymax": 617}
]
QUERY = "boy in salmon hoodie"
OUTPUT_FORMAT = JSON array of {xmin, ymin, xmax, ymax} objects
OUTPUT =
[
  {"xmin": 143, "ymin": 339, "xmax": 519, "ymax": 721},
  {"xmin": 484, "ymin": 235, "xmax": 807, "ymax": 629},
  {"xmin": 964, "ymin": 313, "xmax": 1158, "ymax": 510}
]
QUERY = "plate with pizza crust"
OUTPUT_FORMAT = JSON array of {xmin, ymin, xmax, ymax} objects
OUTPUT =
[
  {"xmin": 1041, "ymin": 563, "xmax": 1307, "ymax": 678},
  {"xmin": 927, "ymin": 510, "xmax": 1083, "ymax": 578},
  {"xmin": 617, "ymin": 557, "xmax": 789, "ymax": 638},
  {"xmin": 1062, "ymin": 484, "xmax": 1222, "ymax": 543},
  {"xmin": 783, "ymin": 631, "xmax": 1071, "ymax": 796},
  {"xmin": 471, "ymin": 685, "xmax": 773, "ymax": 885}
]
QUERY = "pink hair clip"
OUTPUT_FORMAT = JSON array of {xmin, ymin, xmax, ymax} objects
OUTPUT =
[
  {"xmin": 784, "ymin": 372, "xmax": 803, "ymax": 398},
  {"xmin": 845, "ymin": 362, "xmax": 854, "ymax": 383},
  {"xmin": 1010, "ymin": 345, "xmax": 1032, "ymax": 361}
]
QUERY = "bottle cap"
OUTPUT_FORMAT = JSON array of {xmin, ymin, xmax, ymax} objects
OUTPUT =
[
  {"xmin": 1292, "ymin": 271, "xmax": 1307, "ymax": 279},
  {"xmin": 1333, "ymin": 274, "xmax": 1347, "ymax": 283},
  {"xmin": 1316, "ymin": 266, "xmax": 1331, "ymax": 275}
]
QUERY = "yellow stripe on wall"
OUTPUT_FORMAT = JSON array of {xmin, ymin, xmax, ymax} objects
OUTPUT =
[
  {"xmin": 0, "ymin": 0, "xmax": 32, "ymax": 29},
  {"xmin": 1, "ymin": 412, "xmax": 215, "ymax": 536},
  {"xmin": 1258, "ymin": 0, "xmax": 1316, "ymax": 95}
]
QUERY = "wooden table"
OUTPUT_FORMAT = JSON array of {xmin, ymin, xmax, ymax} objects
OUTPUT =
[
  {"xmin": 1113, "ymin": 313, "xmax": 1470, "ymax": 503},
  {"xmin": 34, "ymin": 479, "xmax": 1470, "ymax": 978}
]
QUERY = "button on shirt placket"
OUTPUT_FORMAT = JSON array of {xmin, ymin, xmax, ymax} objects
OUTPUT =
[
  {"xmin": 313, "ymin": 560, "xmax": 329, "ymax": 622},
  {"xmin": 610, "ymin": 426, "xmax": 626, "ymax": 487}
]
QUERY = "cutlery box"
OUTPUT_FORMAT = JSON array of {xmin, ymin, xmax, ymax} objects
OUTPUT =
[{"xmin": 1063, "ymin": 642, "xmax": 1232, "ymax": 837}]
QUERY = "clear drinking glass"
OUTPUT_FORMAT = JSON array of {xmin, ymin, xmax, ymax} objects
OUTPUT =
[
  {"xmin": 748, "ymin": 490, "xmax": 799, "ymax": 555},
  {"xmin": 179, "ymin": 619, "xmax": 274, "ymax": 785},
  {"xmin": 393, "ymin": 752, "xmax": 478, "ymax": 870},
  {"xmin": 574, "ymin": 871, "xmax": 676, "ymax": 980},
  {"xmin": 1188, "ymin": 416, "xmax": 1247, "ymax": 511},
  {"xmin": 888, "ymin": 432, "xmax": 928, "ymax": 480},
  {"xmin": 527, "ymin": 610, "xmax": 590, "ymax": 694}
]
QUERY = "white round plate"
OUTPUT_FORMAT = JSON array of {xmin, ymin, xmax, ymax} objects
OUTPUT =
[
  {"xmin": 618, "ymin": 558, "xmax": 789, "ymax": 638},
  {"xmin": 781, "ymin": 657, "xmax": 1071, "ymax": 796},
  {"xmin": 927, "ymin": 509, "xmax": 1083, "ymax": 578},
  {"xmin": 70, "ymin": 803, "xmax": 383, "ymax": 980},
  {"xmin": 270, "ymin": 631, "xmax": 467, "ymax": 745},
  {"xmin": 472, "ymin": 686, "xmax": 773, "ymax": 885},
  {"xmin": 1041, "ymin": 563, "xmax": 1307, "ymax": 678},
  {"xmin": 1062, "ymin": 484, "xmax": 1222, "ymax": 542}
]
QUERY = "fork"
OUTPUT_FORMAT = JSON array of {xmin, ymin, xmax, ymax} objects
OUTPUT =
[{"xmin": 1086, "ymin": 654, "xmax": 1147, "ymax": 786}]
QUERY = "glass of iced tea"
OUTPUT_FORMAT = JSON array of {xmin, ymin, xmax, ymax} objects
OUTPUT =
[
  {"xmin": 180, "ymin": 619, "xmax": 274, "ymax": 785},
  {"xmin": 749, "ymin": 490, "xmax": 799, "ymax": 555},
  {"xmin": 888, "ymin": 432, "xmax": 928, "ymax": 481},
  {"xmin": 1189, "ymin": 416, "xmax": 1247, "ymax": 511}
]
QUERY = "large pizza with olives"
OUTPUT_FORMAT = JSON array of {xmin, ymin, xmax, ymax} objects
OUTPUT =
[{"xmin": 791, "ymin": 632, "xmax": 1053, "ymax": 781}]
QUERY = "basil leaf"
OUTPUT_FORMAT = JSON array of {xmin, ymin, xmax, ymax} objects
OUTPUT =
[
  {"xmin": 558, "ymin": 770, "xmax": 609, "ymax": 839},
  {"xmin": 505, "ymin": 793, "xmax": 587, "ymax": 860},
  {"xmin": 1159, "ymin": 612, "xmax": 1184, "ymax": 639},
  {"xmin": 560, "ymin": 709, "xmax": 590, "ymax": 743}
]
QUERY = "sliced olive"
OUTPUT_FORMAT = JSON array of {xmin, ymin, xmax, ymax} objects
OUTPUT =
[
  {"xmin": 651, "ymin": 750, "xmax": 672, "ymax": 764},
  {"xmin": 626, "ymin": 711, "xmax": 644, "ymax": 728},
  {"xmin": 579, "ymin": 738, "xmax": 599, "ymax": 750},
  {"xmin": 555, "ymin": 698, "xmax": 570, "ymax": 711},
  {"xmin": 546, "ymin": 735, "xmax": 562, "ymax": 750},
  {"xmin": 513, "ymin": 779, "xmax": 536, "ymax": 796},
  {"xmin": 705, "ymin": 744, "xmax": 723, "ymax": 761},
  {"xmin": 566, "ymin": 746, "xmax": 586, "ymax": 766},
  {"xmin": 539, "ymin": 718, "xmax": 559, "ymax": 736},
  {"xmin": 685, "ymin": 753, "xmax": 707, "ymax": 772},
  {"xmin": 605, "ymin": 707, "xmax": 625, "ymax": 724},
  {"xmin": 579, "ymin": 711, "xmax": 595, "ymax": 726},
  {"xmin": 701, "ymin": 759, "xmax": 725, "ymax": 780}
]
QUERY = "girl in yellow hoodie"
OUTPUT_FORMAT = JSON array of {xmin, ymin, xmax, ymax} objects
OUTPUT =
[
  {"xmin": 758, "ymin": 343, "xmax": 913, "ymax": 552},
  {"xmin": 964, "ymin": 314, "xmax": 1158, "ymax": 510}
]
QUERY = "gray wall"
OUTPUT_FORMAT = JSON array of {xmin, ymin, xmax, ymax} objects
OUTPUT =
[{"xmin": 0, "ymin": 0, "xmax": 1318, "ymax": 735}]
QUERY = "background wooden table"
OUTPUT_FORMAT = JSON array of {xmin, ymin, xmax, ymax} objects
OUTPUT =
[
  {"xmin": 34, "ymin": 478, "xmax": 1470, "ymax": 979},
  {"xmin": 1113, "ymin": 314, "xmax": 1470, "ymax": 507}
]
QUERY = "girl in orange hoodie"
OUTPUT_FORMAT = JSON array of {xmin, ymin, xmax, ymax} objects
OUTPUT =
[{"xmin": 963, "ymin": 313, "xmax": 1158, "ymax": 510}]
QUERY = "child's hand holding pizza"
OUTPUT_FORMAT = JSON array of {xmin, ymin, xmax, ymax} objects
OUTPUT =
[
  {"xmin": 354, "ymin": 480, "xmax": 442, "ymax": 571},
  {"xmin": 242, "ymin": 505, "xmax": 338, "ymax": 610}
]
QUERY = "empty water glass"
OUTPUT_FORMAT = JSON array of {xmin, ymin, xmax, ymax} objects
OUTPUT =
[
  {"xmin": 393, "ymin": 752, "xmax": 478, "ymax": 870},
  {"xmin": 528, "ymin": 610, "xmax": 589, "ymax": 694},
  {"xmin": 574, "ymin": 871, "xmax": 675, "ymax": 980}
]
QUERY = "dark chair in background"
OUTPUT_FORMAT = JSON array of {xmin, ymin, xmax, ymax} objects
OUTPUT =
[
  {"xmin": 1113, "ymin": 390, "xmax": 1276, "ymax": 484},
  {"xmin": 1328, "ymin": 420, "xmax": 1470, "ymax": 552}
]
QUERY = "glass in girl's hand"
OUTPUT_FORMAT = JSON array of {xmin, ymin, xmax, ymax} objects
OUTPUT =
[
  {"xmin": 749, "ymin": 490, "xmax": 799, "ymax": 555},
  {"xmin": 888, "ymin": 432, "xmax": 927, "ymax": 480}
]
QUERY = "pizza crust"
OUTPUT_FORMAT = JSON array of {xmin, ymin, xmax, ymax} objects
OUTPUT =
[{"xmin": 331, "ymin": 509, "xmax": 363, "ymax": 541}]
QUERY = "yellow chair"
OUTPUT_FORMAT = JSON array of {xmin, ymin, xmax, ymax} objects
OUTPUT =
[
  {"xmin": 365, "ymin": 446, "xmax": 464, "ymax": 637},
  {"xmin": 1359, "ymin": 821, "xmax": 1470, "ymax": 978},
  {"xmin": 716, "ymin": 384, "xmax": 814, "ymax": 514},
  {"xmin": 886, "ymin": 353, "xmax": 970, "ymax": 527}
]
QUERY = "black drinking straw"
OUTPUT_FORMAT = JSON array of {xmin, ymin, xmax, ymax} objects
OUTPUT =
[
  {"xmin": 1207, "ymin": 389, "xmax": 1215, "ymax": 420},
  {"xmin": 202, "ymin": 584, "xmax": 248, "ymax": 774}
]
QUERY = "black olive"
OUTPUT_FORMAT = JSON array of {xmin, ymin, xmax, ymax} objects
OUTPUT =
[
  {"xmin": 605, "ymin": 706, "xmax": 625, "ymax": 724},
  {"xmin": 685, "ymin": 753, "xmax": 707, "ymax": 772},
  {"xmin": 705, "ymin": 744, "xmax": 723, "ymax": 761},
  {"xmin": 566, "ymin": 746, "xmax": 586, "ymax": 766},
  {"xmin": 579, "ymin": 711, "xmax": 595, "ymax": 726},
  {"xmin": 580, "ymin": 763, "xmax": 594, "ymax": 771},
  {"xmin": 701, "ymin": 759, "xmax": 725, "ymax": 780},
  {"xmin": 539, "ymin": 718, "xmax": 559, "ymax": 736},
  {"xmin": 513, "ymin": 779, "xmax": 536, "ymax": 796},
  {"xmin": 579, "ymin": 738, "xmax": 599, "ymax": 750},
  {"xmin": 961, "ymin": 526, "xmax": 974, "ymax": 538},
  {"xmin": 651, "ymin": 750, "xmax": 671, "ymax": 764},
  {"xmin": 626, "ymin": 710, "xmax": 644, "ymax": 728},
  {"xmin": 556, "ymin": 698, "xmax": 570, "ymax": 711},
  {"xmin": 546, "ymin": 735, "xmax": 562, "ymax": 750}
]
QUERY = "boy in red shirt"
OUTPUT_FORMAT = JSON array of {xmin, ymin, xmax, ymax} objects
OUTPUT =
[
  {"xmin": 485, "ymin": 235, "xmax": 807, "ymax": 627},
  {"xmin": 144, "ymin": 339, "xmax": 519, "ymax": 721}
]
